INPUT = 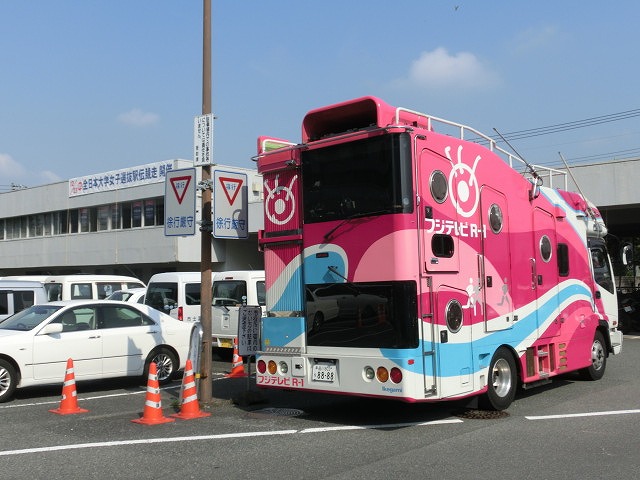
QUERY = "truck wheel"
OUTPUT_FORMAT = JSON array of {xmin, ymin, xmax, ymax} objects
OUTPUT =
[
  {"xmin": 480, "ymin": 347, "xmax": 517, "ymax": 411},
  {"xmin": 0, "ymin": 359, "xmax": 18, "ymax": 403},
  {"xmin": 579, "ymin": 331, "xmax": 606, "ymax": 381}
]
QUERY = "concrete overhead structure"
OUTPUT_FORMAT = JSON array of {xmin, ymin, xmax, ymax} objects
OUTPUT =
[{"xmin": 563, "ymin": 158, "xmax": 640, "ymax": 237}]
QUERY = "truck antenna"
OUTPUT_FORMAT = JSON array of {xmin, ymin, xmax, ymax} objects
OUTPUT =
[
  {"xmin": 493, "ymin": 128, "xmax": 541, "ymax": 199},
  {"xmin": 558, "ymin": 151, "xmax": 602, "ymax": 233}
]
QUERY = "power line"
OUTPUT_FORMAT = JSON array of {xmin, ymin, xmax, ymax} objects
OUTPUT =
[
  {"xmin": 466, "ymin": 107, "xmax": 640, "ymax": 166},
  {"xmin": 496, "ymin": 108, "xmax": 640, "ymax": 142},
  {"xmin": 536, "ymin": 146, "xmax": 640, "ymax": 168}
]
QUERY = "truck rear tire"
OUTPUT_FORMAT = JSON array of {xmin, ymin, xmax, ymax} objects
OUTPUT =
[{"xmin": 480, "ymin": 347, "xmax": 517, "ymax": 411}]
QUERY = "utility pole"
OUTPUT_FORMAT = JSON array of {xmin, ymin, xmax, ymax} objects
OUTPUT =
[{"xmin": 199, "ymin": 0, "xmax": 213, "ymax": 404}]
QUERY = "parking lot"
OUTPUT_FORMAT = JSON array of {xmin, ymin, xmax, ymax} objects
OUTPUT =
[{"xmin": 1, "ymin": 336, "xmax": 639, "ymax": 479}]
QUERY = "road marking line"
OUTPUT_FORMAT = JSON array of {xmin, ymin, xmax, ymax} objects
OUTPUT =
[
  {"xmin": 0, "ymin": 430, "xmax": 299, "ymax": 456},
  {"xmin": 0, "ymin": 418, "xmax": 463, "ymax": 456},
  {"xmin": 300, "ymin": 418, "xmax": 463, "ymax": 433},
  {"xmin": 526, "ymin": 409, "xmax": 640, "ymax": 420},
  {"xmin": 0, "ymin": 387, "xmax": 166, "ymax": 410}
]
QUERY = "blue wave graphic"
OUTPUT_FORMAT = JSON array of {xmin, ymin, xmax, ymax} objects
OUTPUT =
[{"xmin": 383, "ymin": 282, "xmax": 593, "ymax": 378}]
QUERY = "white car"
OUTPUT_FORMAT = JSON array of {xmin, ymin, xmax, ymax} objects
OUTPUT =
[
  {"xmin": 0, "ymin": 300, "xmax": 195, "ymax": 402},
  {"xmin": 305, "ymin": 287, "xmax": 340, "ymax": 331},
  {"xmin": 106, "ymin": 287, "xmax": 146, "ymax": 304}
]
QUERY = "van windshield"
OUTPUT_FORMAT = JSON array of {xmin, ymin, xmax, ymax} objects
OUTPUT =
[
  {"xmin": 145, "ymin": 282, "xmax": 178, "ymax": 313},
  {"xmin": 44, "ymin": 283, "xmax": 62, "ymax": 301},
  {"xmin": 213, "ymin": 281, "xmax": 247, "ymax": 307}
]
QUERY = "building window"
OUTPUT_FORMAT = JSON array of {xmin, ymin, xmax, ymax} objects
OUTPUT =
[
  {"xmin": 156, "ymin": 199, "xmax": 164, "ymax": 226},
  {"xmin": 122, "ymin": 203, "xmax": 131, "ymax": 229},
  {"xmin": 44, "ymin": 213, "xmax": 52, "ymax": 236},
  {"xmin": 132, "ymin": 201, "xmax": 142, "ymax": 228},
  {"xmin": 110, "ymin": 204, "xmax": 122, "ymax": 229},
  {"xmin": 28, "ymin": 215, "xmax": 37, "ymax": 237},
  {"xmin": 79, "ymin": 208, "xmax": 90, "ymax": 233},
  {"xmin": 5, "ymin": 218, "xmax": 15, "ymax": 239},
  {"xmin": 144, "ymin": 199, "xmax": 156, "ymax": 226},
  {"xmin": 98, "ymin": 206, "xmax": 110, "ymax": 231},
  {"xmin": 54, "ymin": 211, "xmax": 68, "ymax": 235},
  {"xmin": 69, "ymin": 209, "xmax": 79, "ymax": 233},
  {"xmin": 0, "ymin": 195, "xmax": 165, "ymax": 240},
  {"xmin": 35, "ymin": 214, "xmax": 45, "ymax": 236}
]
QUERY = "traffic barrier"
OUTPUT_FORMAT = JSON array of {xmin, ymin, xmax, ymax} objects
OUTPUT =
[
  {"xmin": 49, "ymin": 358, "xmax": 89, "ymax": 415},
  {"xmin": 131, "ymin": 362, "xmax": 175, "ymax": 425},
  {"xmin": 171, "ymin": 359, "xmax": 211, "ymax": 420},
  {"xmin": 225, "ymin": 338, "xmax": 247, "ymax": 378}
]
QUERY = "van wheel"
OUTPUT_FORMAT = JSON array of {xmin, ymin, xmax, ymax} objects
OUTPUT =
[
  {"xmin": 579, "ymin": 331, "xmax": 607, "ymax": 381},
  {"xmin": 144, "ymin": 348, "xmax": 178, "ymax": 385},
  {"xmin": 0, "ymin": 359, "xmax": 18, "ymax": 403},
  {"xmin": 479, "ymin": 347, "xmax": 517, "ymax": 411}
]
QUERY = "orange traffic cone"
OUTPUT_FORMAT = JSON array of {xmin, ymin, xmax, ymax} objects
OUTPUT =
[
  {"xmin": 226, "ymin": 338, "xmax": 247, "ymax": 378},
  {"xmin": 131, "ymin": 362, "xmax": 175, "ymax": 425},
  {"xmin": 49, "ymin": 358, "xmax": 88, "ymax": 415},
  {"xmin": 171, "ymin": 359, "xmax": 211, "ymax": 420}
]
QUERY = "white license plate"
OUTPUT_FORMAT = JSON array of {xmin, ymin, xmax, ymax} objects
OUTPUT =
[{"xmin": 312, "ymin": 363, "xmax": 337, "ymax": 383}]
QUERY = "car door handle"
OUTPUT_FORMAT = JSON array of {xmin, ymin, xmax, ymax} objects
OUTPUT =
[
  {"xmin": 147, "ymin": 331, "xmax": 159, "ymax": 334},
  {"xmin": 88, "ymin": 335, "xmax": 101, "ymax": 339}
]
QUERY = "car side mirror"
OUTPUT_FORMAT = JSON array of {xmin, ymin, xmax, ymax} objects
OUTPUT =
[{"xmin": 39, "ymin": 323, "xmax": 64, "ymax": 335}]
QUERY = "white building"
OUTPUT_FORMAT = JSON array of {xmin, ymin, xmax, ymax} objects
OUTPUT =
[{"xmin": 0, "ymin": 159, "xmax": 264, "ymax": 282}]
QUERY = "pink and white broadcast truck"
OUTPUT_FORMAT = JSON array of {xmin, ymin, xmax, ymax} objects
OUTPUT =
[{"xmin": 254, "ymin": 96, "xmax": 623, "ymax": 410}]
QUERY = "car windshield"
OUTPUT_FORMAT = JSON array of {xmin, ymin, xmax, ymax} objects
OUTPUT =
[{"xmin": 0, "ymin": 305, "xmax": 62, "ymax": 331}]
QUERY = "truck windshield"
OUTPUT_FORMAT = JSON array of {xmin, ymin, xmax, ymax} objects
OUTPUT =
[{"xmin": 301, "ymin": 133, "xmax": 413, "ymax": 223}]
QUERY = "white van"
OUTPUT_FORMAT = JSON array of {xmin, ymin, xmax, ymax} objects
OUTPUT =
[
  {"xmin": 42, "ymin": 275, "xmax": 145, "ymax": 301},
  {"xmin": 144, "ymin": 270, "xmax": 265, "ymax": 349},
  {"xmin": 0, "ymin": 280, "xmax": 48, "ymax": 321},
  {"xmin": 212, "ymin": 270, "xmax": 265, "ymax": 349},
  {"xmin": 144, "ymin": 272, "xmax": 205, "ymax": 322}
]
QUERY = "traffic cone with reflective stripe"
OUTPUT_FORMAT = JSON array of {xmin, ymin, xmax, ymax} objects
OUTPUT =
[
  {"xmin": 225, "ymin": 338, "xmax": 247, "ymax": 378},
  {"xmin": 171, "ymin": 359, "xmax": 210, "ymax": 420},
  {"xmin": 131, "ymin": 362, "xmax": 174, "ymax": 425},
  {"xmin": 49, "ymin": 358, "xmax": 88, "ymax": 415}
]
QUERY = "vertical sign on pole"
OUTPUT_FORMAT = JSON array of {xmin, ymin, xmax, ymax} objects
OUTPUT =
[
  {"xmin": 238, "ymin": 305, "xmax": 261, "ymax": 357},
  {"xmin": 213, "ymin": 169, "xmax": 248, "ymax": 239},
  {"xmin": 194, "ymin": 114, "xmax": 214, "ymax": 166},
  {"xmin": 164, "ymin": 168, "xmax": 196, "ymax": 236}
]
